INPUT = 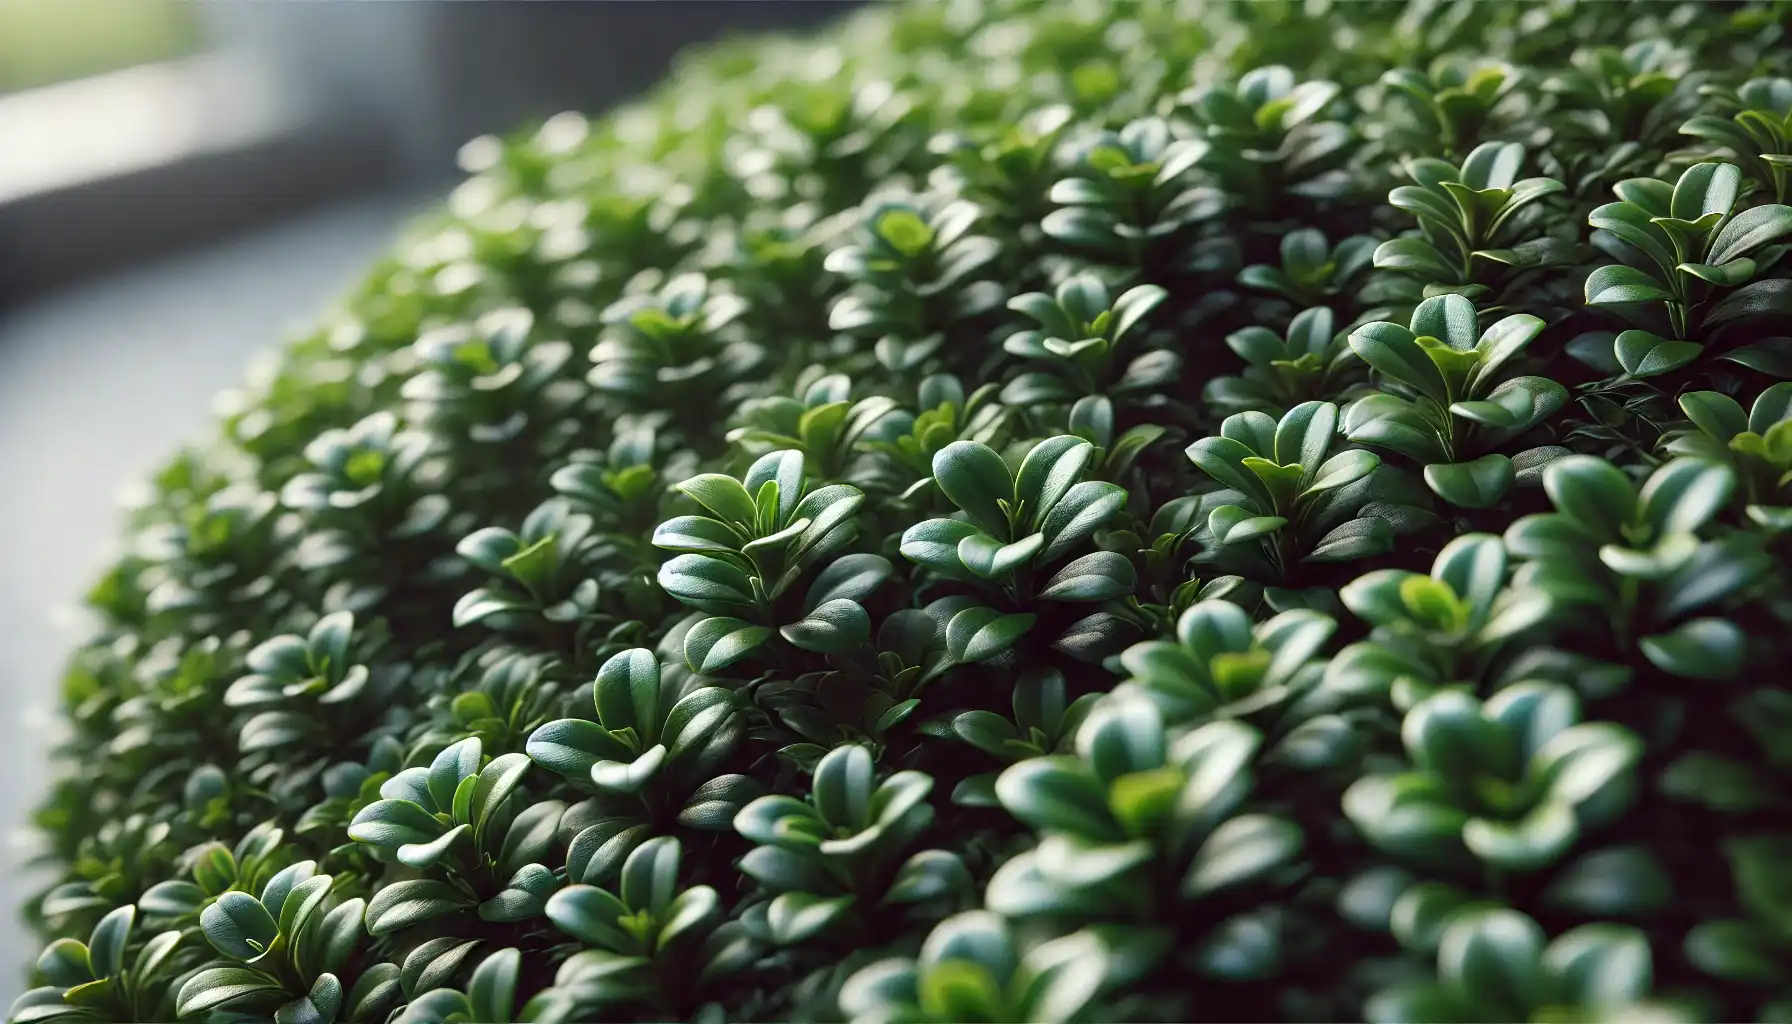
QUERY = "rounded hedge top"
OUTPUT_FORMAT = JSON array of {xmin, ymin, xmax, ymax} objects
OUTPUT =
[{"xmin": 16, "ymin": 1, "xmax": 1792, "ymax": 1022}]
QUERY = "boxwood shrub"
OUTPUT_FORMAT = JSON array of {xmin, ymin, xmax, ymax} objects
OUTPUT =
[{"xmin": 15, "ymin": 1, "xmax": 1792, "ymax": 1022}]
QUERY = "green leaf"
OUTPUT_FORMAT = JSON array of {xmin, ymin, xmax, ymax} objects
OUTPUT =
[
  {"xmin": 1111, "ymin": 283, "xmax": 1168, "ymax": 340},
  {"xmin": 1684, "ymin": 920, "xmax": 1783, "ymax": 983},
  {"xmin": 790, "ymin": 484, "xmax": 864, "ymax": 555},
  {"xmin": 1460, "ymin": 141, "xmax": 1524, "ymax": 191},
  {"xmin": 276, "ymin": 875, "xmax": 332, "ymax": 941},
  {"xmin": 566, "ymin": 822, "xmax": 651, "ymax": 887},
  {"xmin": 885, "ymin": 850, "xmax": 971, "ymax": 905},
  {"xmin": 1067, "ymin": 395, "xmax": 1116, "ymax": 447},
  {"xmin": 429, "ymin": 737, "xmax": 481, "ymax": 814},
  {"xmin": 1078, "ymin": 696, "xmax": 1166, "ymax": 783},
  {"xmin": 1679, "ymin": 391, "xmax": 1749, "ymax": 443},
  {"xmin": 1614, "ymin": 330, "xmax": 1702, "ymax": 378},
  {"xmin": 467, "ymin": 948, "xmax": 521, "ymax": 1024},
  {"xmin": 403, "ymin": 940, "xmax": 484, "ymax": 1004},
  {"xmin": 745, "ymin": 449, "xmax": 806, "ymax": 527},
  {"xmin": 594, "ymin": 648, "xmax": 660, "ymax": 736},
  {"xmin": 200, "ymin": 891, "xmax": 279, "ymax": 962},
  {"xmin": 657, "ymin": 554, "xmax": 757, "ymax": 614},
  {"xmin": 1544, "ymin": 847, "xmax": 1672, "ymax": 916},
  {"xmin": 1364, "ymin": 984, "xmax": 1470, "ymax": 1024},
  {"xmin": 958, "ymin": 531, "xmax": 1044, "ymax": 578},
  {"xmin": 1462, "ymin": 800, "xmax": 1578, "ymax": 871},
  {"xmin": 501, "ymin": 535, "xmax": 559, "ymax": 596},
  {"xmin": 813, "ymin": 744, "xmax": 875, "ymax": 830},
  {"xmin": 619, "ymin": 837, "xmax": 682, "ymax": 918},
  {"xmin": 1678, "ymin": 258, "xmax": 1756, "ymax": 285},
  {"xmin": 1639, "ymin": 457, "xmax": 1735, "ymax": 536},
  {"xmin": 1037, "ymin": 551, "xmax": 1137, "ymax": 601},
  {"xmin": 467, "ymin": 754, "xmax": 529, "ymax": 844},
  {"xmin": 1375, "ymin": 237, "xmax": 1459, "ymax": 278},
  {"xmin": 1543, "ymin": 456, "xmax": 1636, "ymax": 540},
  {"xmin": 85, "ymin": 906, "xmax": 131, "ymax": 979},
  {"xmin": 1183, "ymin": 815, "xmax": 1303, "ymax": 896},
  {"xmin": 365, "ymin": 880, "xmax": 476, "ymax": 937},
  {"xmin": 175, "ymin": 967, "xmax": 287, "ymax": 1018},
  {"xmin": 733, "ymin": 794, "xmax": 818, "ymax": 848},
  {"xmin": 1436, "ymin": 909, "xmax": 1545, "ymax": 1019},
  {"xmin": 1430, "ymin": 533, "xmax": 1505, "ymax": 618},
  {"xmin": 344, "ymin": 963, "xmax": 401, "ymax": 1022},
  {"xmin": 1535, "ymin": 723, "xmax": 1642, "ymax": 809},
  {"xmin": 740, "ymin": 845, "xmax": 831, "ymax": 894},
  {"xmin": 679, "ymin": 774, "xmax": 761, "ymax": 830},
  {"xmin": 1303, "ymin": 449, "xmax": 1379, "ymax": 497},
  {"xmin": 1707, "ymin": 277, "xmax": 1792, "ymax": 327},
  {"xmin": 1349, "ymin": 321, "xmax": 1450, "ymax": 405},
  {"xmin": 1584, "ymin": 265, "xmax": 1673, "ymax": 305},
  {"xmin": 1346, "ymin": 395, "xmax": 1448, "ymax": 463},
  {"xmin": 766, "ymin": 892, "xmax": 855, "ymax": 945},
  {"xmin": 954, "ymin": 710, "xmax": 1022, "ymax": 758},
  {"xmin": 1187, "ymin": 436, "xmax": 1274, "ymax": 508},
  {"xmin": 919, "ymin": 960, "xmax": 1005, "ymax": 1021},
  {"xmin": 1476, "ymin": 312, "xmax": 1548, "ymax": 380},
  {"xmin": 1389, "ymin": 883, "xmax": 1477, "ymax": 955},
  {"xmin": 591, "ymin": 745, "xmax": 667, "ymax": 794},
  {"xmin": 1727, "ymin": 836, "xmax": 1792, "ymax": 931},
  {"xmin": 674, "ymin": 474, "xmax": 760, "ymax": 527},
  {"xmin": 1707, "ymin": 202, "xmax": 1792, "ymax": 264},
  {"xmin": 932, "ymin": 441, "xmax": 1015, "ymax": 535},
  {"xmin": 455, "ymin": 528, "xmax": 524, "ymax": 577},
  {"xmin": 901, "ymin": 518, "xmax": 987, "ymax": 578},
  {"xmin": 839, "ymin": 961, "xmax": 921, "ymax": 1020},
  {"xmin": 780, "ymin": 599, "xmax": 871, "ymax": 653},
  {"xmin": 139, "ymin": 879, "xmax": 206, "ymax": 918},
  {"xmin": 311, "ymin": 899, "xmax": 367, "ymax": 978},
  {"xmin": 1306, "ymin": 516, "xmax": 1395, "ymax": 562},
  {"xmin": 1222, "ymin": 410, "xmax": 1278, "ymax": 456},
  {"xmin": 525, "ymin": 718, "xmax": 630, "ymax": 781},
  {"xmin": 945, "ymin": 607, "xmax": 1036, "ymax": 663},
  {"xmin": 804, "ymin": 553, "xmax": 893, "ymax": 608},
  {"xmin": 1191, "ymin": 909, "xmax": 1281, "ymax": 981},
  {"xmin": 1410, "ymin": 294, "xmax": 1480, "ymax": 352},
  {"xmin": 659, "ymin": 886, "xmax": 720, "ymax": 949},
  {"xmin": 1425, "ymin": 455, "xmax": 1515, "ymax": 509},
  {"xmin": 1669, "ymin": 161, "xmax": 1741, "ymax": 222},
  {"xmin": 1390, "ymin": 183, "xmax": 1464, "ymax": 230},
  {"xmin": 1209, "ymin": 505, "xmax": 1289, "ymax": 545},
  {"xmin": 683, "ymin": 617, "xmax": 772, "ymax": 673},
  {"xmin": 1273, "ymin": 401, "xmax": 1340, "ymax": 485},
  {"xmin": 35, "ymin": 939, "xmax": 92, "ymax": 988},
  {"xmin": 925, "ymin": 917, "xmax": 1021, "ymax": 1004},
  {"xmin": 1545, "ymin": 925, "xmax": 1654, "ymax": 1010},
  {"xmin": 1588, "ymin": 203, "xmax": 1677, "ymax": 272},
  {"xmin": 878, "ymin": 208, "xmax": 935, "ymax": 256},
  {"xmin": 1014, "ymin": 436, "xmax": 1095, "ymax": 524},
  {"xmin": 1639, "ymin": 618, "xmax": 1745, "ymax": 679},
  {"xmin": 996, "ymin": 757, "xmax": 1118, "ymax": 841},
  {"xmin": 546, "ymin": 884, "xmax": 632, "ymax": 949},
  {"xmin": 1037, "ymin": 481, "xmax": 1128, "ymax": 562}
]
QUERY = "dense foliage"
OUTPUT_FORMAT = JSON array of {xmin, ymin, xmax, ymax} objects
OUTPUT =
[{"xmin": 16, "ymin": 1, "xmax": 1792, "ymax": 1021}]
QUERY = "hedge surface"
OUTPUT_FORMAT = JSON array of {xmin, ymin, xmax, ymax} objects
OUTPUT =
[{"xmin": 15, "ymin": 1, "xmax": 1792, "ymax": 1021}]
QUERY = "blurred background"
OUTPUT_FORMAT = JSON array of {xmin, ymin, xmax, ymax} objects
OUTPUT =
[{"xmin": 0, "ymin": 0, "xmax": 854, "ymax": 990}]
